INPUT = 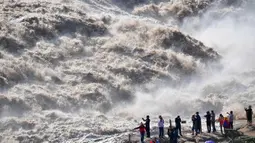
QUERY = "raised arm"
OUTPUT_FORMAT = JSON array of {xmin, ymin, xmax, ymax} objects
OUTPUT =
[{"xmin": 134, "ymin": 126, "xmax": 139, "ymax": 130}]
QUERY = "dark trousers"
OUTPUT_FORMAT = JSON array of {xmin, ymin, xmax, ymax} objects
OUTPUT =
[
  {"xmin": 206, "ymin": 121, "xmax": 211, "ymax": 133},
  {"xmin": 229, "ymin": 122, "xmax": 233, "ymax": 129},
  {"xmin": 211, "ymin": 121, "xmax": 216, "ymax": 132},
  {"xmin": 170, "ymin": 139, "xmax": 178, "ymax": 143},
  {"xmin": 196, "ymin": 124, "xmax": 201, "ymax": 135},
  {"xmin": 248, "ymin": 119, "xmax": 252, "ymax": 125},
  {"xmin": 176, "ymin": 125, "xmax": 182, "ymax": 136},
  {"xmin": 140, "ymin": 132, "xmax": 145, "ymax": 143},
  {"xmin": 220, "ymin": 125, "xmax": 223, "ymax": 134},
  {"xmin": 247, "ymin": 115, "xmax": 252, "ymax": 124},
  {"xmin": 146, "ymin": 128, "xmax": 150, "ymax": 138},
  {"xmin": 200, "ymin": 122, "xmax": 202, "ymax": 133},
  {"xmin": 159, "ymin": 127, "xmax": 164, "ymax": 138},
  {"xmin": 192, "ymin": 125, "xmax": 195, "ymax": 135}
]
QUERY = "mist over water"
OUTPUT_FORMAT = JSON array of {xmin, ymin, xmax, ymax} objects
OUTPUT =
[
  {"xmin": 0, "ymin": 0, "xmax": 255, "ymax": 142},
  {"xmin": 181, "ymin": 0, "xmax": 255, "ymax": 115}
]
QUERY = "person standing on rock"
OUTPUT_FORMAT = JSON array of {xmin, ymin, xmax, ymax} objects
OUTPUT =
[
  {"xmin": 133, "ymin": 122, "xmax": 146, "ymax": 143},
  {"xmin": 245, "ymin": 105, "xmax": 253, "ymax": 125},
  {"xmin": 211, "ymin": 110, "xmax": 216, "ymax": 132},
  {"xmin": 204, "ymin": 111, "xmax": 211, "ymax": 133},
  {"xmin": 195, "ymin": 112, "xmax": 201, "ymax": 135},
  {"xmin": 218, "ymin": 114, "xmax": 224, "ymax": 134},
  {"xmin": 227, "ymin": 111, "xmax": 234, "ymax": 129},
  {"xmin": 142, "ymin": 115, "xmax": 150, "ymax": 138},
  {"xmin": 191, "ymin": 114, "xmax": 196, "ymax": 135},
  {"xmin": 158, "ymin": 115, "xmax": 164, "ymax": 138},
  {"xmin": 175, "ymin": 116, "xmax": 182, "ymax": 136}
]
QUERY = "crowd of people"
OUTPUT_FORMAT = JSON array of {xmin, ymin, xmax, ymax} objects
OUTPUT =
[{"xmin": 133, "ymin": 106, "xmax": 253, "ymax": 143}]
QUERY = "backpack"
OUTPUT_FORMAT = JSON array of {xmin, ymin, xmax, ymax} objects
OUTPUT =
[{"xmin": 223, "ymin": 120, "xmax": 229, "ymax": 128}]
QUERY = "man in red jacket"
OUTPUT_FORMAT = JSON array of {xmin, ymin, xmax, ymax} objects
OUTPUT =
[{"xmin": 134, "ymin": 122, "xmax": 146, "ymax": 143}]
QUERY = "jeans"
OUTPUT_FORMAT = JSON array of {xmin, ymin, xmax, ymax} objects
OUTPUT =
[
  {"xmin": 170, "ymin": 139, "xmax": 178, "ymax": 143},
  {"xmin": 195, "ymin": 124, "xmax": 201, "ymax": 135},
  {"xmin": 140, "ymin": 132, "xmax": 145, "ymax": 143},
  {"xmin": 206, "ymin": 121, "xmax": 211, "ymax": 133},
  {"xmin": 146, "ymin": 128, "xmax": 150, "ymax": 138},
  {"xmin": 176, "ymin": 125, "xmax": 182, "ymax": 136},
  {"xmin": 211, "ymin": 121, "xmax": 216, "ymax": 132},
  {"xmin": 159, "ymin": 127, "xmax": 164, "ymax": 138},
  {"xmin": 220, "ymin": 125, "xmax": 223, "ymax": 134},
  {"xmin": 229, "ymin": 122, "xmax": 233, "ymax": 129}
]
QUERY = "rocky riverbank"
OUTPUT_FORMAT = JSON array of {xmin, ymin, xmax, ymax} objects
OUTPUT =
[{"xmin": 124, "ymin": 120, "xmax": 255, "ymax": 143}]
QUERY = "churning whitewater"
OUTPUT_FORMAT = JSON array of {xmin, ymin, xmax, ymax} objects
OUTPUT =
[{"xmin": 0, "ymin": 0, "xmax": 255, "ymax": 142}]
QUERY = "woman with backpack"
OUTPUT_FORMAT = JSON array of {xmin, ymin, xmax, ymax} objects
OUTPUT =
[{"xmin": 223, "ymin": 117, "xmax": 230, "ymax": 136}]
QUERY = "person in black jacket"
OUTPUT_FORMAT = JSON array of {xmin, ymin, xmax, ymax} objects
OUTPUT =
[
  {"xmin": 195, "ymin": 112, "xmax": 201, "ymax": 135},
  {"xmin": 204, "ymin": 111, "xmax": 211, "ymax": 133},
  {"xmin": 211, "ymin": 110, "xmax": 216, "ymax": 132},
  {"xmin": 191, "ymin": 114, "xmax": 196, "ymax": 135},
  {"xmin": 175, "ymin": 116, "xmax": 182, "ymax": 136},
  {"xmin": 245, "ymin": 105, "xmax": 253, "ymax": 125},
  {"xmin": 142, "ymin": 115, "xmax": 150, "ymax": 138}
]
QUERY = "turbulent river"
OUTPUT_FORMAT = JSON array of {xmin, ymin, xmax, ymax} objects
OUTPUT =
[{"xmin": 0, "ymin": 0, "xmax": 255, "ymax": 142}]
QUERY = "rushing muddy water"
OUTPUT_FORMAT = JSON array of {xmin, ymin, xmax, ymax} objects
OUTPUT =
[{"xmin": 0, "ymin": 0, "xmax": 255, "ymax": 142}]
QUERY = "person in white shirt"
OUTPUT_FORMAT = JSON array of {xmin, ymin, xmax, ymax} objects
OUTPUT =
[
  {"xmin": 158, "ymin": 115, "xmax": 164, "ymax": 138},
  {"xmin": 227, "ymin": 111, "xmax": 234, "ymax": 129}
]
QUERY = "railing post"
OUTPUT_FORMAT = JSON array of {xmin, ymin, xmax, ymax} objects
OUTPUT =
[
  {"xmin": 169, "ymin": 119, "xmax": 172, "ymax": 129},
  {"xmin": 128, "ymin": 134, "xmax": 131, "ymax": 142}
]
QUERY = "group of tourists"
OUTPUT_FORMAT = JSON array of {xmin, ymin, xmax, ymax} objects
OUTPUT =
[
  {"xmin": 133, "ymin": 115, "xmax": 181, "ymax": 143},
  {"xmin": 216, "ymin": 111, "xmax": 234, "ymax": 135},
  {"xmin": 133, "ymin": 106, "xmax": 253, "ymax": 143},
  {"xmin": 191, "ymin": 110, "xmax": 234, "ymax": 136}
]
